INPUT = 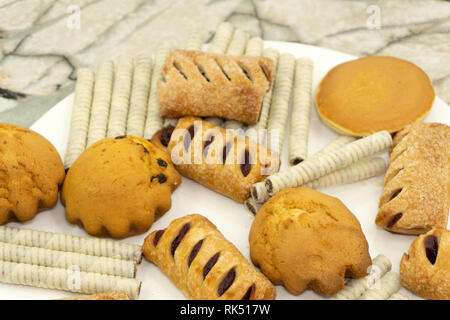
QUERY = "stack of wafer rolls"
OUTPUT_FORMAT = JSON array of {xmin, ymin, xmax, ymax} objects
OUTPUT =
[{"xmin": 0, "ymin": 226, "xmax": 142, "ymax": 299}]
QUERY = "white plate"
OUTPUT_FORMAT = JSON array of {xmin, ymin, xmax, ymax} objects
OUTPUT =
[{"xmin": 2, "ymin": 41, "xmax": 449, "ymax": 300}]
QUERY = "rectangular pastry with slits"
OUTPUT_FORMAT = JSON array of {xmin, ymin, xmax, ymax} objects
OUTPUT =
[
  {"xmin": 376, "ymin": 122, "xmax": 450, "ymax": 234},
  {"xmin": 151, "ymin": 117, "xmax": 280, "ymax": 203},
  {"xmin": 157, "ymin": 50, "xmax": 275, "ymax": 124},
  {"xmin": 143, "ymin": 214, "xmax": 276, "ymax": 300}
]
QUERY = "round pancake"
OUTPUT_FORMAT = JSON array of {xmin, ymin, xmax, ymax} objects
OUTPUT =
[{"xmin": 315, "ymin": 56, "xmax": 435, "ymax": 136}]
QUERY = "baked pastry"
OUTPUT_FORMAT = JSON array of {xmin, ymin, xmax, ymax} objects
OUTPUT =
[
  {"xmin": 143, "ymin": 214, "xmax": 276, "ymax": 300},
  {"xmin": 152, "ymin": 117, "xmax": 280, "ymax": 203},
  {"xmin": 61, "ymin": 136, "xmax": 181, "ymax": 238},
  {"xmin": 376, "ymin": 122, "xmax": 450, "ymax": 234},
  {"xmin": 0, "ymin": 124, "xmax": 65, "ymax": 224},
  {"xmin": 60, "ymin": 290, "xmax": 130, "ymax": 300},
  {"xmin": 249, "ymin": 187, "xmax": 371, "ymax": 295},
  {"xmin": 158, "ymin": 50, "xmax": 275, "ymax": 124},
  {"xmin": 400, "ymin": 228, "xmax": 450, "ymax": 300},
  {"xmin": 315, "ymin": 56, "xmax": 435, "ymax": 136}
]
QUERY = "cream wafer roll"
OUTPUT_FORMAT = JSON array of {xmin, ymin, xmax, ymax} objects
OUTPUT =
[
  {"xmin": 208, "ymin": 22, "xmax": 235, "ymax": 54},
  {"xmin": 0, "ymin": 226, "xmax": 142, "ymax": 262},
  {"xmin": 205, "ymin": 22, "xmax": 235, "ymax": 127},
  {"xmin": 250, "ymin": 135, "xmax": 355, "ymax": 203},
  {"xmin": 358, "ymin": 272, "xmax": 401, "ymax": 300},
  {"xmin": 247, "ymin": 48, "xmax": 279, "ymax": 144},
  {"xmin": 0, "ymin": 242, "xmax": 136, "ymax": 278},
  {"xmin": 225, "ymin": 28, "xmax": 249, "ymax": 56},
  {"xmin": 0, "ymin": 261, "xmax": 141, "ymax": 299},
  {"xmin": 86, "ymin": 60, "xmax": 114, "ymax": 147},
  {"xmin": 252, "ymin": 131, "xmax": 392, "ymax": 202},
  {"xmin": 245, "ymin": 37, "xmax": 263, "ymax": 57},
  {"xmin": 64, "ymin": 68, "xmax": 94, "ymax": 169},
  {"xmin": 143, "ymin": 41, "xmax": 172, "ymax": 139},
  {"xmin": 330, "ymin": 254, "xmax": 392, "ymax": 300},
  {"xmin": 107, "ymin": 53, "xmax": 134, "ymax": 138},
  {"xmin": 303, "ymin": 157, "xmax": 386, "ymax": 189},
  {"xmin": 266, "ymin": 53, "xmax": 295, "ymax": 153},
  {"xmin": 387, "ymin": 292, "xmax": 409, "ymax": 300},
  {"xmin": 244, "ymin": 197, "xmax": 260, "ymax": 215},
  {"xmin": 126, "ymin": 54, "xmax": 152, "ymax": 137},
  {"xmin": 289, "ymin": 57, "xmax": 314, "ymax": 165},
  {"xmin": 185, "ymin": 31, "xmax": 204, "ymax": 51},
  {"xmin": 223, "ymin": 29, "xmax": 250, "ymax": 131}
]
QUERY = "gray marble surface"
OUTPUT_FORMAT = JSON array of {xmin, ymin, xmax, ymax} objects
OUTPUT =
[{"xmin": 0, "ymin": 0, "xmax": 449, "ymax": 127}]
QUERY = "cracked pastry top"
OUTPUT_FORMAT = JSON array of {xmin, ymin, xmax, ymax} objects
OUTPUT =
[
  {"xmin": 157, "ymin": 50, "xmax": 275, "ymax": 124},
  {"xmin": 249, "ymin": 187, "xmax": 371, "ymax": 295},
  {"xmin": 61, "ymin": 136, "xmax": 181, "ymax": 238},
  {"xmin": 0, "ymin": 124, "xmax": 65, "ymax": 225},
  {"xmin": 315, "ymin": 56, "xmax": 435, "ymax": 136},
  {"xmin": 376, "ymin": 122, "xmax": 450, "ymax": 235}
]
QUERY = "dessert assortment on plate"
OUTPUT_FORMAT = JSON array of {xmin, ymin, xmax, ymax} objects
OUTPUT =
[{"xmin": 0, "ymin": 22, "xmax": 449, "ymax": 300}]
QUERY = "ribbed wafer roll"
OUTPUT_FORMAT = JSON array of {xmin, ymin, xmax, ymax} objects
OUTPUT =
[
  {"xmin": 266, "ymin": 53, "xmax": 295, "ymax": 153},
  {"xmin": 289, "ymin": 57, "xmax": 314, "ymax": 165},
  {"xmin": 126, "ymin": 54, "xmax": 152, "ymax": 137},
  {"xmin": 185, "ymin": 31, "xmax": 204, "ymax": 51},
  {"xmin": 106, "ymin": 53, "xmax": 134, "ymax": 138},
  {"xmin": 86, "ymin": 60, "xmax": 114, "ymax": 147},
  {"xmin": 330, "ymin": 254, "xmax": 392, "ymax": 300},
  {"xmin": 0, "ymin": 242, "xmax": 136, "ymax": 278},
  {"xmin": 245, "ymin": 37, "xmax": 263, "ymax": 57},
  {"xmin": 205, "ymin": 22, "xmax": 235, "ymax": 127},
  {"xmin": 0, "ymin": 226, "xmax": 142, "ymax": 262},
  {"xmin": 358, "ymin": 272, "xmax": 401, "ymax": 300},
  {"xmin": 247, "ymin": 48, "xmax": 279, "ymax": 144},
  {"xmin": 143, "ymin": 41, "xmax": 172, "ymax": 139},
  {"xmin": 64, "ymin": 68, "xmax": 94, "ymax": 169},
  {"xmin": 250, "ymin": 135, "xmax": 356, "ymax": 203},
  {"xmin": 143, "ymin": 214, "xmax": 276, "ymax": 300},
  {"xmin": 0, "ymin": 261, "xmax": 141, "ymax": 299},
  {"xmin": 252, "ymin": 131, "xmax": 392, "ymax": 203},
  {"xmin": 303, "ymin": 157, "xmax": 386, "ymax": 189}
]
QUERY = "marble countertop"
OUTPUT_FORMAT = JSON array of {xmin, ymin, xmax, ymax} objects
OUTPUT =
[{"xmin": 1, "ymin": 0, "xmax": 449, "ymax": 127}]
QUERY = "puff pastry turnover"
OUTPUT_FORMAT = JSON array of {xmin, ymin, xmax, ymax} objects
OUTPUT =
[
  {"xmin": 143, "ymin": 214, "xmax": 276, "ymax": 300},
  {"xmin": 158, "ymin": 50, "xmax": 275, "ymax": 124},
  {"xmin": 152, "ymin": 117, "xmax": 280, "ymax": 203},
  {"xmin": 376, "ymin": 122, "xmax": 450, "ymax": 234}
]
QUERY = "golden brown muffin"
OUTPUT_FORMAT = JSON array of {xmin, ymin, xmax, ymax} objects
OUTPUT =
[
  {"xmin": 400, "ymin": 228, "xmax": 450, "ymax": 300},
  {"xmin": 0, "ymin": 124, "xmax": 65, "ymax": 224},
  {"xmin": 315, "ymin": 56, "xmax": 435, "ymax": 136},
  {"xmin": 61, "ymin": 136, "xmax": 181, "ymax": 238},
  {"xmin": 376, "ymin": 122, "xmax": 450, "ymax": 234},
  {"xmin": 249, "ymin": 187, "xmax": 371, "ymax": 295},
  {"xmin": 143, "ymin": 214, "xmax": 276, "ymax": 300}
]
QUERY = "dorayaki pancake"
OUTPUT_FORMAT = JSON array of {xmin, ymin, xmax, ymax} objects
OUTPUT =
[{"xmin": 315, "ymin": 56, "xmax": 435, "ymax": 136}]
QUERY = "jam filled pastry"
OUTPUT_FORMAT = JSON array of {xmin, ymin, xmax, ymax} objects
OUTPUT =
[
  {"xmin": 157, "ymin": 50, "xmax": 275, "ymax": 125},
  {"xmin": 152, "ymin": 116, "xmax": 280, "ymax": 203},
  {"xmin": 376, "ymin": 122, "xmax": 450, "ymax": 234},
  {"xmin": 400, "ymin": 228, "xmax": 450, "ymax": 300},
  {"xmin": 143, "ymin": 214, "xmax": 276, "ymax": 300}
]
